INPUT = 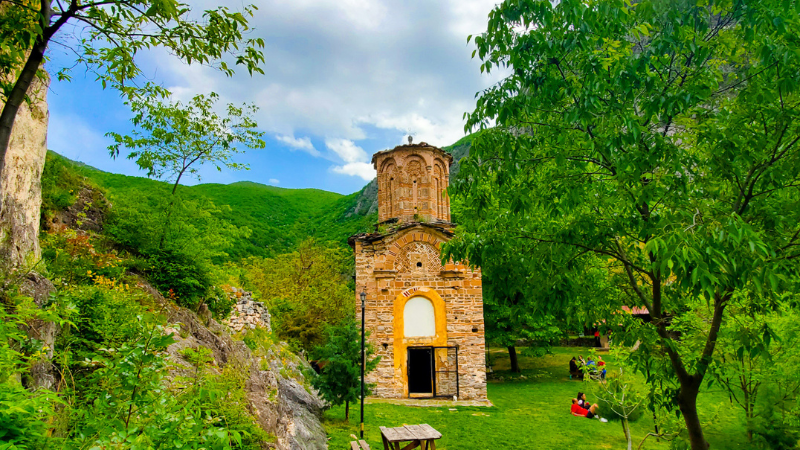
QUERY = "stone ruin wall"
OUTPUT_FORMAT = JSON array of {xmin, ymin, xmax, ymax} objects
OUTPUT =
[
  {"xmin": 222, "ymin": 287, "xmax": 272, "ymax": 332},
  {"xmin": 354, "ymin": 226, "xmax": 487, "ymax": 401}
]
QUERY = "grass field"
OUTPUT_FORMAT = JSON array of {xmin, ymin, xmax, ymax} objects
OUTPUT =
[{"xmin": 323, "ymin": 347, "xmax": 750, "ymax": 450}]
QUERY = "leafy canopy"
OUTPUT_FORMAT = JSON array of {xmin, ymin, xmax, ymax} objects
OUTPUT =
[
  {"xmin": 451, "ymin": 0, "xmax": 800, "ymax": 448},
  {"xmin": 1, "ymin": 0, "xmax": 265, "ymax": 101},
  {"xmin": 241, "ymin": 239, "xmax": 356, "ymax": 352},
  {"xmin": 107, "ymin": 92, "xmax": 266, "ymax": 194}
]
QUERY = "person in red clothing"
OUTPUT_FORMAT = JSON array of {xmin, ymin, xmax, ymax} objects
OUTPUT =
[
  {"xmin": 571, "ymin": 398, "xmax": 599, "ymax": 419},
  {"xmin": 597, "ymin": 356, "xmax": 606, "ymax": 367}
]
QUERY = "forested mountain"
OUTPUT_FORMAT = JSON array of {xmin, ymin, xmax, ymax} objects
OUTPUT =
[{"xmin": 43, "ymin": 136, "xmax": 473, "ymax": 259}]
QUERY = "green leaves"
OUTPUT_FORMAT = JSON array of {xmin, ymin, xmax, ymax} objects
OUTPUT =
[
  {"xmin": 454, "ymin": 0, "xmax": 800, "ymax": 444},
  {"xmin": 310, "ymin": 317, "xmax": 380, "ymax": 417},
  {"xmin": 107, "ymin": 88, "xmax": 265, "ymax": 196}
]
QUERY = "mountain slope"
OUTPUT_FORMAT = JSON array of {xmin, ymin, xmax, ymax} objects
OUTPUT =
[
  {"xmin": 43, "ymin": 151, "xmax": 376, "ymax": 258},
  {"xmin": 43, "ymin": 136, "xmax": 473, "ymax": 259}
]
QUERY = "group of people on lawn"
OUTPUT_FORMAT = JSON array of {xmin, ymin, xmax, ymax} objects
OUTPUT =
[
  {"xmin": 568, "ymin": 356, "xmax": 609, "ymax": 422},
  {"xmin": 569, "ymin": 355, "xmax": 606, "ymax": 380}
]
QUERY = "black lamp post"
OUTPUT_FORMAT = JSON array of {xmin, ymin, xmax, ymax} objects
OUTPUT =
[{"xmin": 359, "ymin": 288, "xmax": 366, "ymax": 439}]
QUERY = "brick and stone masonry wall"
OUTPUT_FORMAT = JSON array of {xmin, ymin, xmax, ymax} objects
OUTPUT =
[
  {"xmin": 353, "ymin": 225, "xmax": 488, "ymax": 401},
  {"xmin": 222, "ymin": 287, "xmax": 272, "ymax": 332}
]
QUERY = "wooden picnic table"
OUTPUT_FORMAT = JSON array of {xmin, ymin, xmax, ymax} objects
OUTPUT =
[{"xmin": 380, "ymin": 424, "xmax": 442, "ymax": 450}]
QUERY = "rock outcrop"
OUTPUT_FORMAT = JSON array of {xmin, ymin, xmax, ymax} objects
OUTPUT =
[
  {"xmin": 153, "ymin": 285, "xmax": 326, "ymax": 450},
  {"xmin": 19, "ymin": 271, "xmax": 58, "ymax": 391},
  {"xmin": 43, "ymin": 185, "xmax": 109, "ymax": 233},
  {"xmin": 344, "ymin": 179, "xmax": 378, "ymax": 218},
  {"xmin": 0, "ymin": 73, "xmax": 49, "ymax": 276}
]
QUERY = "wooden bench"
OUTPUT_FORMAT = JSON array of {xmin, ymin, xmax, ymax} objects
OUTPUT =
[{"xmin": 349, "ymin": 440, "xmax": 370, "ymax": 450}]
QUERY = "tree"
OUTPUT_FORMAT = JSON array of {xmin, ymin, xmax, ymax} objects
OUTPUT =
[
  {"xmin": 593, "ymin": 367, "xmax": 645, "ymax": 450},
  {"xmin": 445, "ymin": 191, "xmax": 625, "ymax": 373},
  {"xmin": 241, "ymin": 239, "xmax": 355, "ymax": 352},
  {"xmin": 107, "ymin": 91, "xmax": 265, "ymax": 247},
  {"xmin": 310, "ymin": 317, "xmax": 380, "ymax": 421},
  {"xmin": 469, "ymin": 239, "xmax": 570, "ymax": 372},
  {"xmin": 0, "ymin": 0, "xmax": 265, "ymax": 173},
  {"xmin": 452, "ymin": 1, "xmax": 800, "ymax": 448},
  {"xmin": 694, "ymin": 295, "xmax": 800, "ymax": 441}
]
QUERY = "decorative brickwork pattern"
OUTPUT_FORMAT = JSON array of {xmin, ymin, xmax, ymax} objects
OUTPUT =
[
  {"xmin": 372, "ymin": 143, "xmax": 454, "ymax": 223},
  {"xmin": 393, "ymin": 241, "xmax": 443, "ymax": 274}
]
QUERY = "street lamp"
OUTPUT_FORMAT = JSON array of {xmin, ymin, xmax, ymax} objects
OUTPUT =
[{"xmin": 360, "ymin": 288, "xmax": 366, "ymax": 439}]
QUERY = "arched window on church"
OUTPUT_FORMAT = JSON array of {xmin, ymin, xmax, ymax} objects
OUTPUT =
[
  {"xmin": 434, "ymin": 177, "xmax": 440, "ymax": 219},
  {"xmin": 404, "ymin": 297, "xmax": 435, "ymax": 337},
  {"xmin": 388, "ymin": 177, "xmax": 394, "ymax": 219},
  {"xmin": 412, "ymin": 178, "xmax": 418, "ymax": 213}
]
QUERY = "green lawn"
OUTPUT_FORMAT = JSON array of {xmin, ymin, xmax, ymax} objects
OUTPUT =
[{"xmin": 323, "ymin": 347, "xmax": 750, "ymax": 449}]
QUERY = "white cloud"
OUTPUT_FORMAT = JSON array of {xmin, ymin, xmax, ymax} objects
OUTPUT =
[
  {"xmin": 325, "ymin": 138, "xmax": 376, "ymax": 180},
  {"xmin": 142, "ymin": 0, "xmax": 504, "ymax": 149},
  {"xmin": 325, "ymin": 138, "xmax": 367, "ymax": 163},
  {"xmin": 269, "ymin": 178, "xmax": 280, "ymax": 184},
  {"xmin": 276, "ymin": 134, "xmax": 319, "ymax": 156},
  {"xmin": 332, "ymin": 162, "xmax": 376, "ymax": 181}
]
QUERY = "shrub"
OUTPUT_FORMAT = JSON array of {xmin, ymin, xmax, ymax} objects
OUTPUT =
[
  {"xmin": 41, "ymin": 229, "xmax": 126, "ymax": 285},
  {"xmin": 144, "ymin": 248, "xmax": 212, "ymax": 310},
  {"xmin": 0, "ymin": 296, "xmax": 62, "ymax": 449},
  {"xmin": 204, "ymin": 285, "xmax": 237, "ymax": 320}
]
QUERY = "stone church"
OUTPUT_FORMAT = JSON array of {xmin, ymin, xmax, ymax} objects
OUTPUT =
[{"xmin": 349, "ymin": 141, "xmax": 487, "ymax": 401}]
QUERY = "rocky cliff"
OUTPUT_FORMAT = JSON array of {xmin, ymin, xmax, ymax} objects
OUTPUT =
[
  {"xmin": 0, "ymin": 72, "xmax": 49, "ymax": 276},
  {"xmin": 163, "ymin": 300, "xmax": 328, "ymax": 450}
]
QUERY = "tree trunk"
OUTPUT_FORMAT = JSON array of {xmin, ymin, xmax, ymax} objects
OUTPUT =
[
  {"xmin": 345, "ymin": 400, "xmax": 350, "ymax": 421},
  {"xmin": 508, "ymin": 346, "xmax": 520, "ymax": 373},
  {"xmin": 0, "ymin": 44, "xmax": 47, "ymax": 176},
  {"xmin": 678, "ymin": 383, "xmax": 709, "ymax": 450},
  {"xmin": 622, "ymin": 418, "xmax": 633, "ymax": 450}
]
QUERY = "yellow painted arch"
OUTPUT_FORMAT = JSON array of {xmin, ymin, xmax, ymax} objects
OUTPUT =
[{"xmin": 393, "ymin": 286, "xmax": 448, "ymax": 397}]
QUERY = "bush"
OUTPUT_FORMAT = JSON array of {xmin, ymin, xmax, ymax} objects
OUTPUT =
[
  {"xmin": 0, "ymin": 296, "xmax": 62, "ymax": 449},
  {"xmin": 204, "ymin": 285, "xmax": 237, "ymax": 320},
  {"xmin": 144, "ymin": 248, "xmax": 212, "ymax": 310},
  {"xmin": 41, "ymin": 229, "xmax": 126, "ymax": 285}
]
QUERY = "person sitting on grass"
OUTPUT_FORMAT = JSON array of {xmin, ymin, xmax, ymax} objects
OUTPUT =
[
  {"xmin": 569, "ymin": 357, "xmax": 581, "ymax": 379},
  {"xmin": 571, "ymin": 397, "xmax": 608, "ymax": 422},
  {"xmin": 577, "ymin": 392, "xmax": 598, "ymax": 410},
  {"xmin": 571, "ymin": 398, "xmax": 598, "ymax": 418}
]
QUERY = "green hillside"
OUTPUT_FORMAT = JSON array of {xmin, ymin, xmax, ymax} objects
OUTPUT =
[
  {"xmin": 42, "ymin": 136, "xmax": 473, "ymax": 260},
  {"xmin": 42, "ymin": 151, "xmax": 378, "ymax": 259}
]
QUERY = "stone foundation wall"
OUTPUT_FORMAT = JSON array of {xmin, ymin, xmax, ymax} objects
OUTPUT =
[{"xmin": 222, "ymin": 287, "xmax": 272, "ymax": 332}]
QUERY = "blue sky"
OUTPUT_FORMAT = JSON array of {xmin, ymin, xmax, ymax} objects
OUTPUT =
[{"xmin": 45, "ymin": 0, "xmax": 505, "ymax": 195}]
